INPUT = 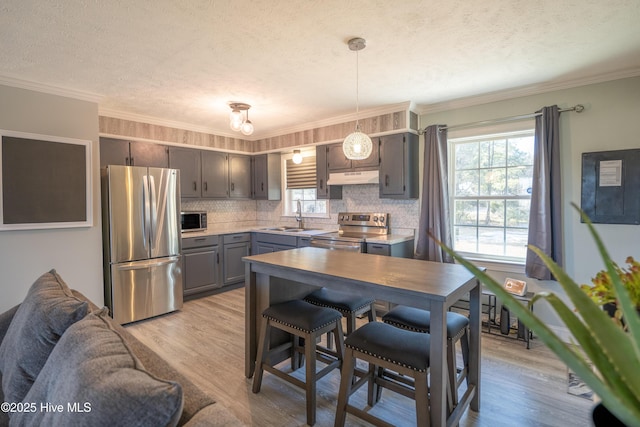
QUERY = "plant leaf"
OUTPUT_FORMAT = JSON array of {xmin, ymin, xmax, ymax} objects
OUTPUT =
[
  {"xmin": 574, "ymin": 203, "xmax": 640, "ymax": 362},
  {"xmin": 431, "ymin": 233, "xmax": 640, "ymax": 426},
  {"xmin": 528, "ymin": 245, "xmax": 640, "ymax": 407}
]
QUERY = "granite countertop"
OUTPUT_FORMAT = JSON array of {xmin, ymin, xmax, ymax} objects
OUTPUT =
[
  {"xmin": 181, "ymin": 224, "xmax": 336, "ymax": 238},
  {"xmin": 182, "ymin": 224, "xmax": 414, "ymax": 245}
]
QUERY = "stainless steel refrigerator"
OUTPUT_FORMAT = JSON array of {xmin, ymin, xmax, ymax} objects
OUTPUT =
[{"xmin": 102, "ymin": 165, "xmax": 183, "ymax": 324}]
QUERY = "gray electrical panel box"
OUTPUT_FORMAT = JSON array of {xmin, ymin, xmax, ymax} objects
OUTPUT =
[{"xmin": 581, "ymin": 149, "xmax": 640, "ymax": 224}]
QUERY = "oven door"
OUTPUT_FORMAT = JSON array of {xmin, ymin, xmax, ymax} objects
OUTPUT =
[{"xmin": 310, "ymin": 237, "xmax": 364, "ymax": 252}]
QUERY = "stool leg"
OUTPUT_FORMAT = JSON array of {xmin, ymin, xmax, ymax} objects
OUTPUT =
[
  {"xmin": 252, "ymin": 319, "xmax": 271, "ymax": 393},
  {"xmin": 367, "ymin": 305, "xmax": 376, "ymax": 322},
  {"xmin": 447, "ymin": 337, "xmax": 459, "ymax": 407},
  {"xmin": 305, "ymin": 331, "xmax": 317, "ymax": 426},
  {"xmin": 460, "ymin": 327, "xmax": 470, "ymax": 387},
  {"xmin": 335, "ymin": 348, "xmax": 356, "ymax": 427},
  {"xmin": 346, "ymin": 313, "xmax": 357, "ymax": 336},
  {"xmin": 414, "ymin": 372, "xmax": 431, "ymax": 427}
]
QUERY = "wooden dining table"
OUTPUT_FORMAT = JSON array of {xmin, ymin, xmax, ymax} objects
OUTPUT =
[{"xmin": 243, "ymin": 247, "xmax": 481, "ymax": 427}]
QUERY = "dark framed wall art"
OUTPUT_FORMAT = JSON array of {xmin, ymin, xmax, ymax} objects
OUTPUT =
[{"xmin": 0, "ymin": 129, "xmax": 92, "ymax": 230}]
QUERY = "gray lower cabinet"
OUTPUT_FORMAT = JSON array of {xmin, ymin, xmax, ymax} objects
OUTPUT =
[
  {"xmin": 222, "ymin": 233, "xmax": 251, "ymax": 286},
  {"xmin": 182, "ymin": 235, "xmax": 220, "ymax": 296},
  {"xmin": 252, "ymin": 232, "xmax": 304, "ymax": 255},
  {"xmin": 366, "ymin": 239, "xmax": 414, "ymax": 258}
]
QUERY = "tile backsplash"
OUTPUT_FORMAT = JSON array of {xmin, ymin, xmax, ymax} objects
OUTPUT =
[{"xmin": 181, "ymin": 184, "xmax": 420, "ymax": 237}]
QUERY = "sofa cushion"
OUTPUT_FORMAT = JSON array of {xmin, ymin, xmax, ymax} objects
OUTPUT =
[
  {"xmin": 11, "ymin": 308, "xmax": 184, "ymax": 427},
  {"xmin": 0, "ymin": 270, "xmax": 88, "ymax": 405}
]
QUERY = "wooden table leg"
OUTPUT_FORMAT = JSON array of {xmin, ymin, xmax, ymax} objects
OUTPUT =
[
  {"xmin": 469, "ymin": 279, "xmax": 482, "ymax": 411},
  {"xmin": 429, "ymin": 302, "xmax": 447, "ymax": 426}
]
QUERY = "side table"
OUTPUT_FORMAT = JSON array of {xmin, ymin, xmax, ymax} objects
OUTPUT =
[{"xmin": 484, "ymin": 290, "xmax": 535, "ymax": 349}]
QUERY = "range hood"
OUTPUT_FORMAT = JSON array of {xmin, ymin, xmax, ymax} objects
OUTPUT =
[{"xmin": 327, "ymin": 170, "xmax": 379, "ymax": 185}]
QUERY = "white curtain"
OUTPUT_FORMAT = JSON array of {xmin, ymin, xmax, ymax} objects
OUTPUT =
[
  {"xmin": 415, "ymin": 125, "xmax": 453, "ymax": 263},
  {"xmin": 526, "ymin": 105, "xmax": 563, "ymax": 280}
]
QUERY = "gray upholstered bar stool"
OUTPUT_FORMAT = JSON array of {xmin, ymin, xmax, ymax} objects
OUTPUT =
[
  {"xmin": 252, "ymin": 299, "xmax": 345, "ymax": 426},
  {"xmin": 303, "ymin": 287, "xmax": 376, "ymax": 349},
  {"xmin": 334, "ymin": 321, "xmax": 432, "ymax": 427},
  {"xmin": 382, "ymin": 305, "xmax": 470, "ymax": 409}
]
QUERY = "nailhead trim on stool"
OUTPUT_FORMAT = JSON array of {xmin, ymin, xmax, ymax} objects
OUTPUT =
[
  {"xmin": 334, "ymin": 322, "xmax": 432, "ymax": 427},
  {"xmin": 304, "ymin": 288, "xmax": 376, "ymax": 350},
  {"xmin": 252, "ymin": 299, "xmax": 345, "ymax": 426},
  {"xmin": 382, "ymin": 305, "xmax": 470, "ymax": 410}
]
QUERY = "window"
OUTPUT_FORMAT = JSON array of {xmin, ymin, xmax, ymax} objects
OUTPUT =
[
  {"xmin": 283, "ymin": 154, "xmax": 328, "ymax": 217},
  {"xmin": 450, "ymin": 130, "xmax": 534, "ymax": 263}
]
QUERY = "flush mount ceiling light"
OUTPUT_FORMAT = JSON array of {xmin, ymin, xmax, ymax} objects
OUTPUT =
[
  {"xmin": 229, "ymin": 102, "xmax": 254, "ymax": 136},
  {"xmin": 342, "ymin": 37, "xmax": 372, "ymax": 160},
  {"xmin": 292, "ymin": 149, "xmax": 303, "ymax": 164}
]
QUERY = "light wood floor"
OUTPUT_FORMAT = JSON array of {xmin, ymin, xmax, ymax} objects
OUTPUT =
[{"xmin": 125, "ymin": 287, "xmax": 593, "ymax": 427}]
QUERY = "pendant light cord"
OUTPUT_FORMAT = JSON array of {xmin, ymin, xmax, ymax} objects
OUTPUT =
[{"xmin": 355, "ymin": 48, "xmax": 360, "ymax": 130}]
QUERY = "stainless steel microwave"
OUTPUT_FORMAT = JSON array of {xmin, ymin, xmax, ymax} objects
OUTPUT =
[{"xmin": 181, "ymin": 211, "xmax": 207, "ymax": 232}]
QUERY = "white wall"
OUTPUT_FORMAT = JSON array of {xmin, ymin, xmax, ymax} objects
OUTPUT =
[
  {"xmin": 420, "ymin": 76, "xmax": 640, "ymax": 335},
  {"xmin": 0, "ymin": 85, "xmax": 103, "ymax": 312}
]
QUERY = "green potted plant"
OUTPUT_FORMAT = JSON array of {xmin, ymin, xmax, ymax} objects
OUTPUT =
[
  {"xmin": 435, "ymin": 204, "xmax": 640, "ymax": 427},
  {"xmin": 581, "ymin": 256, "xmax": 640, "ymax": 328}
]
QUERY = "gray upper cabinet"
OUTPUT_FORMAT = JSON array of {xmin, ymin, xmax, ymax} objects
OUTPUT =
[
  {"xmin": 100, "ymin": 138, "xmax": 168, "ymax": 168},
  {"xmin": 316, "ymin": 145, "xmax": 342, "ymax": 199},
  {"xmin": 168, "ymin": 147, "xmax": 201, "ymax": 198},
  {"xmin": 327, "ymin": 141, "xmax": 380, "ymax": 172},
  {"xmin": 379, "ymin": 133, "xmax": 419, "ymax": 199},
  {"xmin": 202, "ymin": 151, "xmax": 228, "ymax": 198},
  {"xmin": 252, "ymin": 153, "xmax": 281, "ymax": 200},
  {"xmin": 169, "ymin": 148, "xmax": 250, "ymax": 199},
  {"xmin": 229, "ymin": 154, "xmax": 251, "ymax": 199}
]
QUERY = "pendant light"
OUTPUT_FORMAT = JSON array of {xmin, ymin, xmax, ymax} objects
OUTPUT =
[
  {"xmin": 342, "ymin": 37, "xmax": 372, "ymax": 160},
  {"xmin": 292, "ymin": 149, "xmax": 303, "ymax": 164}
]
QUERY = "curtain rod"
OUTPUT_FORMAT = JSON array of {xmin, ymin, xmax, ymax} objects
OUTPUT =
[{"xmin": 417, "ymin": 104, "xmax": 584, "ymax": 134}]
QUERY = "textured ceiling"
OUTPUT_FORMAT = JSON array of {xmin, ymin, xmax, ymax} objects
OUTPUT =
[{"xmin": 1, "ymin": 0, "xmax": 639, "ymax": 139}]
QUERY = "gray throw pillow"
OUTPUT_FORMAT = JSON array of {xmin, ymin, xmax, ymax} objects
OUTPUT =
[
  {"xmin": 0, "ymin": 269, "xmax": 88, "ymax": 404},
  {"xmin": 11, "ymin": 309, "xmax": 183, "ymax": 427}
]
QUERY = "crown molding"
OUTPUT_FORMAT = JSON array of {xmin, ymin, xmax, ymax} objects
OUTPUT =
[
  {"xmin": 415, "ymin": 68, "xmax": 640, "ymax": 115},
  {"xmin": 0, "ymin": 74, "xmax": 102, "ymax": 103}
]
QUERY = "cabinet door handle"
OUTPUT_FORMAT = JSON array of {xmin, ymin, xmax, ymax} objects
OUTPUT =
[
  {"xmin": 194, "ymin": 237, "xmax": 206, "ymax": 242},
  {"xmin": 130, "ymin": 157, "xmax": 134, "ymax": 166},
  {"xmin": 232, "ymin": 235, "xmax": 242, "ymax": 239},
  {"xmin": 231, "ymin": 183, "xmax": 235, "ymax": 191},
  {"xmin": 261, "ymin": 182, "xmax": 264, "ymax": 191},
  {"xmin": 216, "ymin": 253, "xmax": 219, "ymax": 263},
  {"xmin": 193, "ymin": 181, "xmax": 197, "ymax": 191},
  {"xmin": 319, "ymin": 179, "xmax": 324, "ymax": 189},
  {"xmin": 204, "ymin": 182, "xmax": 208, "ymax": 191},
  {"xmin": 385, "ymin": 175, "xmax": 390, "ymax": 186}
]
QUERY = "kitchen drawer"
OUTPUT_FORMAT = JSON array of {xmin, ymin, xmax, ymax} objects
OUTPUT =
[
  {"xmin": 182, "ymin": 234, "xmax": 219, "ymax": 249},
  {"xmin": 367, "ymin": 243, "xmax": 391, "ymax": 256},
  {"xmin": 223, "ymin": 232, "xmax": 251, "ymax": 244},
  {"xmin": 254, "ymin": 233, "xmax": 298, "ymax": 247}
]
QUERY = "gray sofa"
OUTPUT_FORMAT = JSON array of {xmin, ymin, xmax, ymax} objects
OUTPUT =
[{"xmin": 0, "ymin": 270, "xmax": 242, "ymax": 427}]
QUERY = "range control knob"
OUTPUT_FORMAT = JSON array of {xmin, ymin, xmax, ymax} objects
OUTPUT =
[
  {"xmin": 379, "ymin": 216, "xmax": 385, "ymax": 222},
  {"xmin": 373, "ymin": 216, "xmax": 378, "ymax": 222}
]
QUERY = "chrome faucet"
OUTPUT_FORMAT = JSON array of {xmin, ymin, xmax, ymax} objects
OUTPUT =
[{"xmin": 296, "ymin": 200, "xmax": 304, "ymax": 229}]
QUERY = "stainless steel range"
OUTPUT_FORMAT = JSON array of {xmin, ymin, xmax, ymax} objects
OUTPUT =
[{"xmin": 310, "ymin": 212, "xmax": 390, "ymax": 252}]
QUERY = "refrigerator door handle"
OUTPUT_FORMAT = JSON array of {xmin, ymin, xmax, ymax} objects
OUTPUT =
[
  {"xmin": 148, "ymin": 174, "xmax": 158, "ymax": 250},
  {"xmin": 116, "ymin": 256, "xmax": 181, "ymax": 270},
  {"xmin": 142, "ymin": 174, "xmax": 151, "ymax": 251}
]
